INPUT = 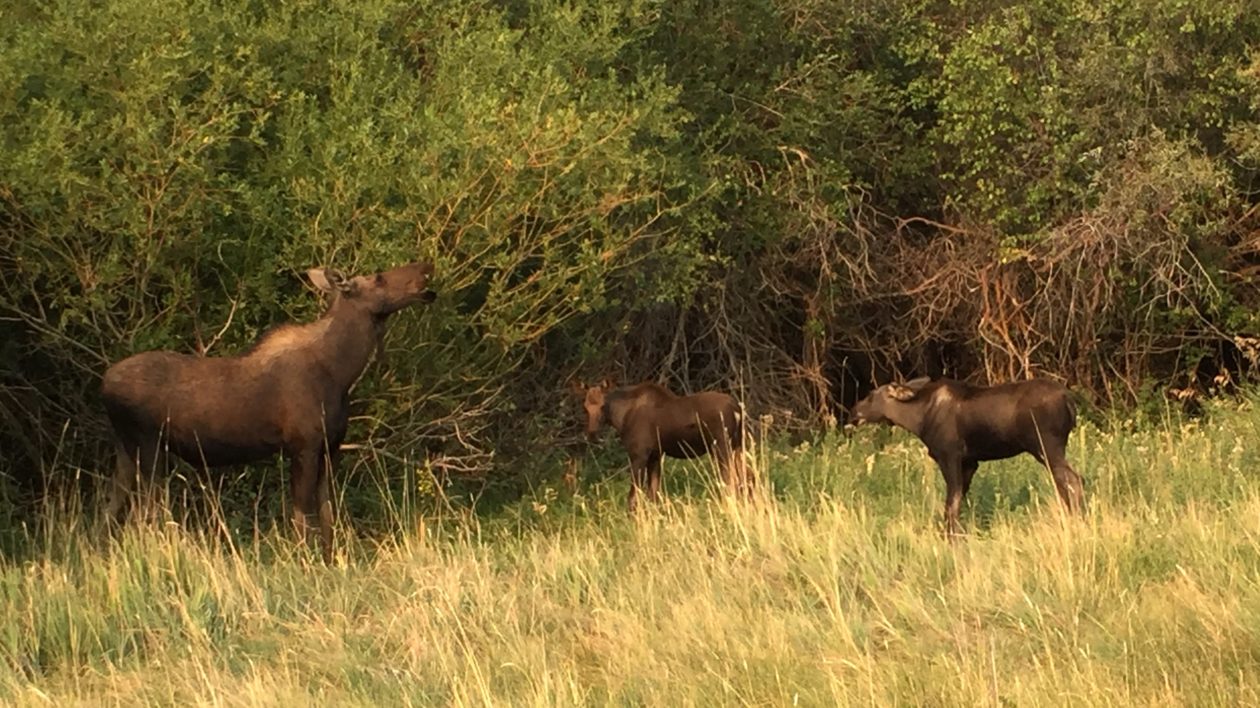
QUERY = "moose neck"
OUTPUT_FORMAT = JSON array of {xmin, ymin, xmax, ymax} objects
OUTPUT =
[
  {"xmin": 884, "ymin": 399, "xmax": 928, "ymax": 438},
  {"xmin": 603, "ymin": 390, "xmax": 637, "ymax": 434},
  {"xmin": 316, "ymin": 298, "xmax": 382, "ymax": 389}
]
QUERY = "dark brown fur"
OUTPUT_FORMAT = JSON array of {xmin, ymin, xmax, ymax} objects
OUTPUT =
[
  {"xmin": 850, "ymin": 377, "xmax": 1084, "ymax": 535},
  {"xmin": 101, "ymin": 262, "xmax": 436, "ymax": 561},
  {"xmin": 573, "ymin": 379, "xmax": 751, "ymax": 510}
]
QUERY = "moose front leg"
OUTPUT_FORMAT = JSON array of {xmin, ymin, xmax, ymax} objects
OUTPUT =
[
  {"xmin": 106, "ymin": 440, "xmax": 140, "ymax": 526},
  {"xmin": 289, "ymin": 448, "xmax": 320, "ymax": 554},
  {"xmin": 935, "ymin": 454, "xmax": 967, "ymax": 539},
  {"xmin": 315, "ymin": 448, "xmax": 337, "ymax": 564},
  {"xmin": 108, "ymin": 435, "xmax": 167, "ymax": 527}
]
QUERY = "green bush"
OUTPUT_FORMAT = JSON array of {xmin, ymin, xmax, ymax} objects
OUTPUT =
[
  {"xmin": 1, "ymin": 0, "xmax": 1258, "ymax": 525},
  {"xmin": 0, "ymin": 0, "xmax": 702, "ymax": 507}
]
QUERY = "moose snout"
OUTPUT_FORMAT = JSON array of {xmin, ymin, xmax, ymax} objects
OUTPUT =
[{"xmin": 420, "ymin": 290, "xmax": 437, "ymax": 304}]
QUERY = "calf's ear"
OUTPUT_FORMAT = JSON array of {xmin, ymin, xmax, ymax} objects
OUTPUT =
[
  {"xmin": 307, "ymin": 268, "xmax": 335, "ymax": 292},
  {"xmin": 904, "ymin": 376, "xmax": 931, "ymax": 390},
  {"xmin": 567, "ymin": 379, "xmax": 586, "ymax": 398},
  {"xmin": 307, "ymin": 268, "xmax": 357, "ymax": 295},
  {"xmin": 888, "ymin": 384, "xmax": 916, "ymax": 401}
]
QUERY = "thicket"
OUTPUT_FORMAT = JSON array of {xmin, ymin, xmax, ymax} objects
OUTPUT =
[{"xmin": 1, "ymin": 0, "xmax": 1258, "ymax": 508}]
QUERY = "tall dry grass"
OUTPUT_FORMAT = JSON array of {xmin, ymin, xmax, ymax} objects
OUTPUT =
[{"xmin": 2, "ymin": 397, "xmax": 1259, "ymax": 705}]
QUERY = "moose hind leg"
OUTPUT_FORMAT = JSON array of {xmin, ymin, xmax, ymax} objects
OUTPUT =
[
  {"xmin": 1048, "ymin": 452, "xmax": 1085, "ymax": 514},
  {"xmin": 960, "ymin": 459, "xmax": 978, "ymax": 499},
  {"xmin": 645, "ymin": 453, "xmax": 663, "ymax": 504},
  {"xmin": 712, "ymin": 435, "xmax": 740, "ymax": 498},
  {"xmin": 736, "ymin": 450, "xmax": 756, "ymax": 499},
  {"xmin": 627, "ymin": 454, "xmax": 649, "ymax": 513}
]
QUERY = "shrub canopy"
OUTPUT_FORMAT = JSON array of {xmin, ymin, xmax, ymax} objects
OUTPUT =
[{"xmin": 2, "ymin": 0, "xmax": 1258, "ymax": 503}]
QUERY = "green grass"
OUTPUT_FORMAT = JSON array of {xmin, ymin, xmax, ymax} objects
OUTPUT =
[{"xmin": 3, "ymin": 398, "xmax": 1260, "ymax": 705}]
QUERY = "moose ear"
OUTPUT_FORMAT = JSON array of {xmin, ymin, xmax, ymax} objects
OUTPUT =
[
  {"xmin": 307, "ymin": 268, "xmax": 335, "ymax": 292},
  {"xmin": 599, "ymin": 377, "xmax": 616, "ymax": 390},
  {"xmin": 308, "ymin": 268, "xmax": 356, "ymax": 295},
  {"xmin": 568, "ymin": 379, "xmax": 586, "ymax": 397},
  {"xmin": 887, "ymin": 384, "xmax": 916, "ymax": 401},
  {"xmin": 904, "ymin": 376, "xmax": 931, "ymax": 391}
]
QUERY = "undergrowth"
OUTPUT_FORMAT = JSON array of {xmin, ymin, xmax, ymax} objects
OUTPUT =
[{"xmin": 1, "ymin": 397, "xmax": 1259, "ymax": 705}]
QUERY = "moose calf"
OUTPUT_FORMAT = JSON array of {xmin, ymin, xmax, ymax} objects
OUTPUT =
[
  {"xmin": 850, "ymin": 377, "xmax": 1085, "ymax": 535},
  {"xmin": 573, "ymin": 379, "xmax": 751, "ymax": 510}
]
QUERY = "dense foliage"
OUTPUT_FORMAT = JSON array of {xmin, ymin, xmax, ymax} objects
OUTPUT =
[{"xmin": 2, "ymin": 0, "xmax": 1258, "ymax": 502}]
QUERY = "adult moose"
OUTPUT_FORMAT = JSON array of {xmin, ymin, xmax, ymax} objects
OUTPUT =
[
  {"xmin": 573, "ymin": 379, "xmax": 751, "ymax": 510},
  {"xmin": 849, "ymin": 377, "xmax": 1085, "ymax": 536},
  {"xmin": 101, "ymin": 261, "xmax": 436, "ymax": 562}
]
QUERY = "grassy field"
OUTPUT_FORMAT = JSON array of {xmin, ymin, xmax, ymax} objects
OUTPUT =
[{"xmin": 3, "ymin": 398, "xmax": 1260, "ymax": 706}]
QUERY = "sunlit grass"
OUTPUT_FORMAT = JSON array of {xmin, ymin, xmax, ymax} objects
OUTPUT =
[{"xmin": 2, "ymin": 397, "xmax": 1260, "ymax": 705}]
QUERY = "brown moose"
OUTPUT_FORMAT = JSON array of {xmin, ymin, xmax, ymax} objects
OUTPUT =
[
  {"xmin": 573, "ymin": 379, "xmax": 751, "ymax": 510},
  {"xmin": 100, "ymin": 261, "xmax": 436, "ymax": 561},
  {"xmin": 849, "ymin": 377, "xmax": 1085, "ymax": 535}
]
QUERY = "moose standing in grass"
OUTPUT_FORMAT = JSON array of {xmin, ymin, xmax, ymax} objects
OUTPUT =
[
  {"xmin": 849, "ymin": 377, "xmax": 1085, "ymax": 535},
  {"xmin": 101, "ymin": 261, "xmax": 437, "ymax": 562},
  {"xmin": 573, "ymin": 379, "xmax": 752, "ymax": 510}
]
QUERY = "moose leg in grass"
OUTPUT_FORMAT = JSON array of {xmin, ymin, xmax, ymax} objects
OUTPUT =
[
  {"xmin": 100, "ymin": 261, "xmax": 437, "ymax": 562},
  {"xmin": 849, "ymin": 377, "xmax": 1085, "ymax": 536},
  {"xmin": 106, "ymin": 435, "xmax": 169, "ymax": 522},
  {"xmin": 573, "ymin": 379, "xmax": 749, "ymax": 510},
  {"xmin": 315, "ymin": 440, "xmax": 343, "ymax": 554}
]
